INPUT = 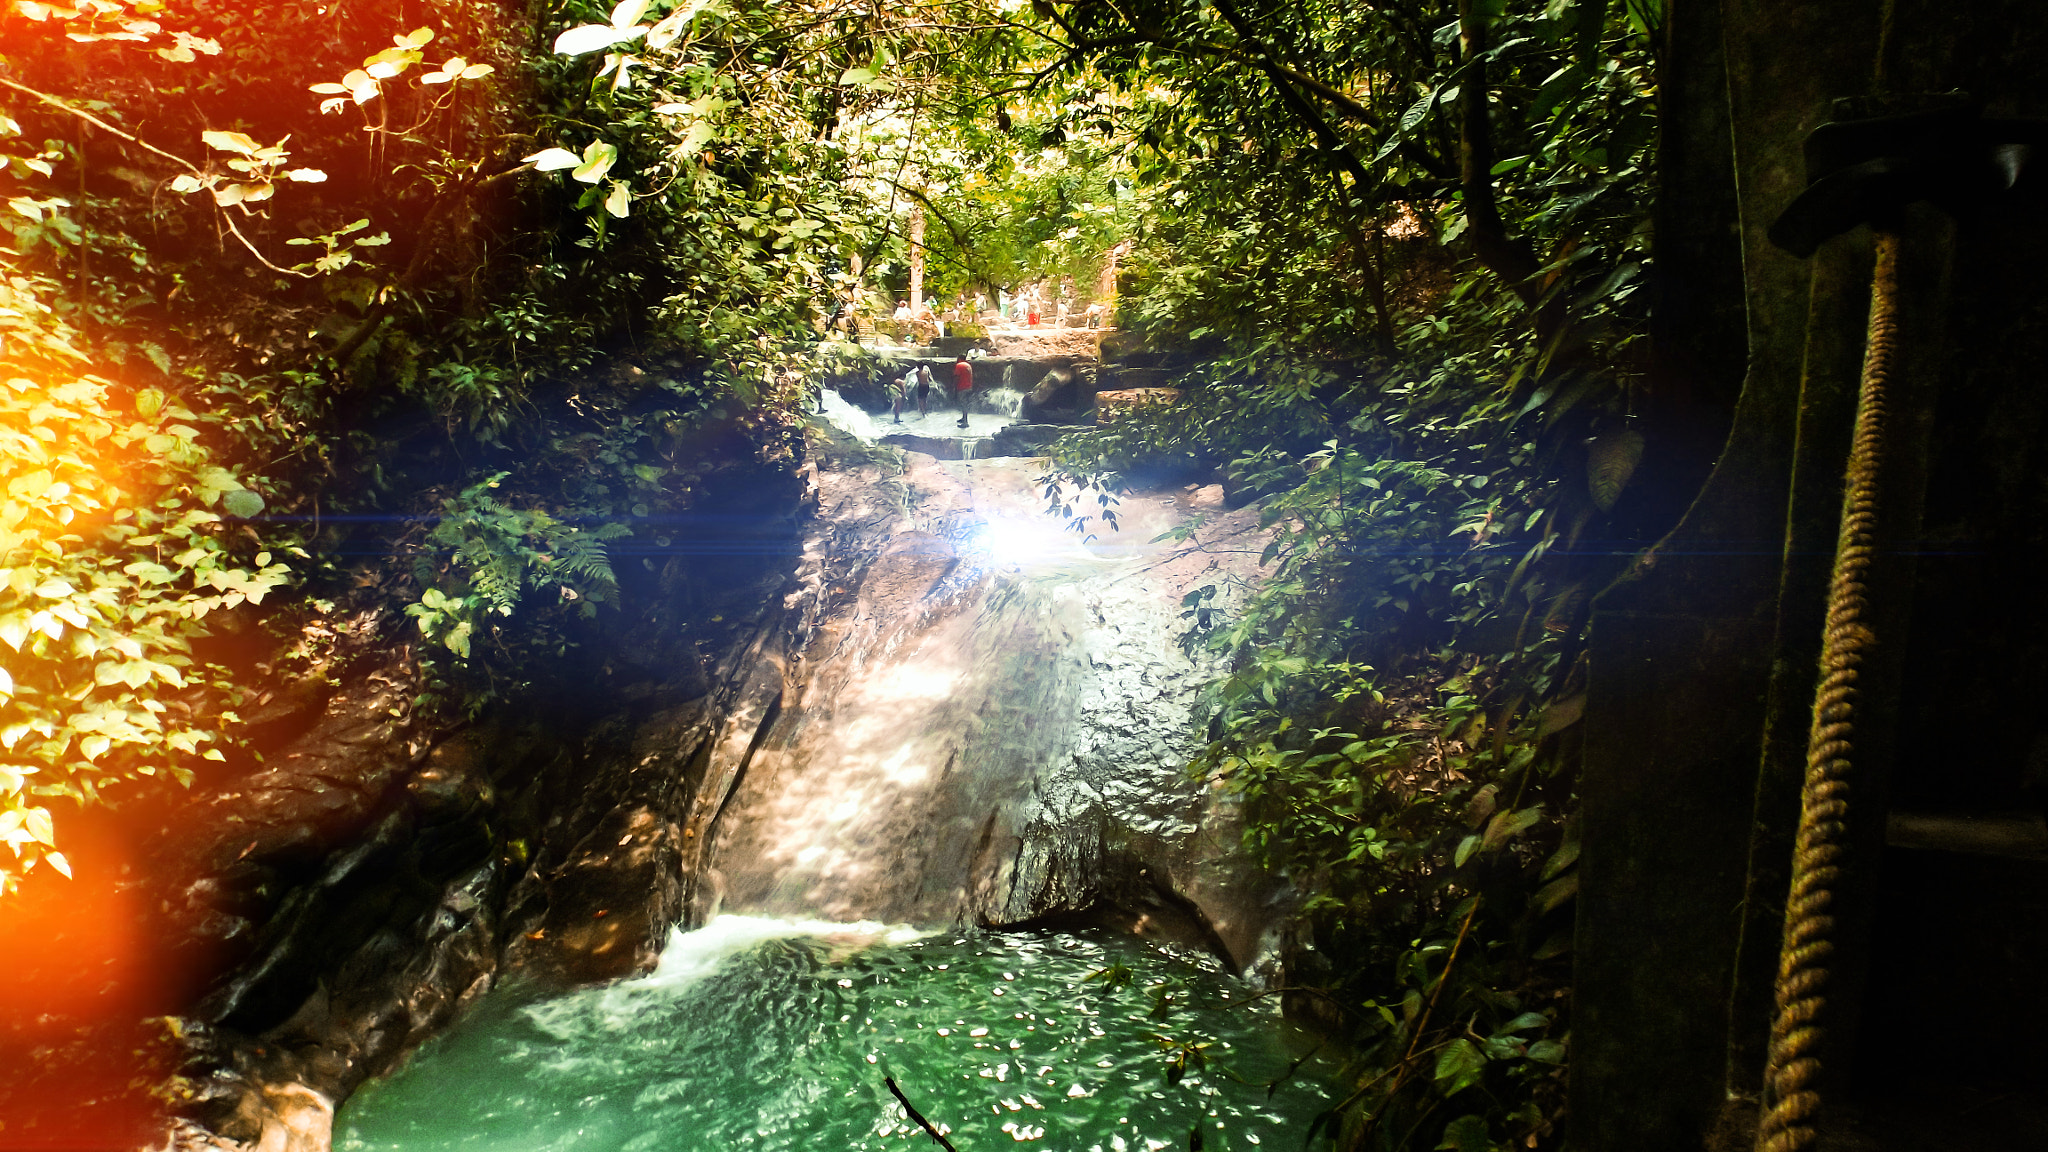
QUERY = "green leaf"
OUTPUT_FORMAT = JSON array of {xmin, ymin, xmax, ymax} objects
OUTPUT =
[
  {"xmin": 1454, "ymin": 832, "xmax": 1480, "ymax": 868},
  {"xmin": 1536, "ymin": 693, "xmax": 1585, "ymax": 736},
  {"xmin": 25, "ymin": 806, "xmax": 54, "ymax": 845},
  {"xmin": 573, "ymin": 141, "xmax": 619, "ymax": 184},
  {"xmin": 221, "ymin": 489, "xmax": 264, "ymax": 518},
  {"xmin": 554, "ymin": 23, "xmax": 632, "ymax": 55},
  {"xmin": 524, "ymin": 147, "xmax": 581, "ymax": 171},
  {"xmin": 200, "ymin": 130, "xmax": 262, "ymax": 156},
  {"xmin": 1542, "ymin": 835, "xmax": 1580, "ymax": 880},
  {"xmin": 1481, "ymin": 805, "xmax": 1543, "ymax": 851},
  {"xmin": 1399, "ymin": 89, "xmax": 1437, "ymax": 136},
  {"xmin": 1516, "ymin": 380, "xmax": 1559, "ymax": 417},
  {"xmin": 1535, "ymin": 872, "xmax": 1579, "ymax": 914},
  {"xmin": 1586, "ymin": 429, "xmax": 1644, "ymax": 511},
  {"xmin": 1436, "ymin": 1114, "xmax": 1493, "ymax": 1151},
  {"xmin": 1433, "ymin": 1038, "xmax": 1487, "ymax": 1096}
]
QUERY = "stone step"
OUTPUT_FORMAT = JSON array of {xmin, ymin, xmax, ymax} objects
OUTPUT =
[{"xmin": 877, "ymin": 432, "xmax": 997, "ymax": 460}]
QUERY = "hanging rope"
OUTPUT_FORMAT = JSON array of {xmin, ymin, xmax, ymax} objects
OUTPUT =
[{"xmin": 1752, "ymin": 231, "xmax": 1901, "ymax": 1152}]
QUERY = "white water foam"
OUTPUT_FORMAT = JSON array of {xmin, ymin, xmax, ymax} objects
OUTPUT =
[
  {"xmin": 521, "ymin": 914, "xmax": 929, "ymax": 1041},
  {"xmin": 818, "ymin": 388, "xmax": 881, "ymax": 442},
  {"xmin": 978, "ymin": 386, "xmax": 1026, "ymax": 419},
  {"xmin": 645, "ymin": 914, "xmax": 929, "ymax": 985}
]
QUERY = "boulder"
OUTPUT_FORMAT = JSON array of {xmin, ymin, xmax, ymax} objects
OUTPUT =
[
  {"xmin": 1020, "ymin": 367, "xmax": 1078, "ymax": 422},
  {"xmin": 988, "ymin": 423, "xmax": 1071, "ymax": 456},
  {"xmin": 1100, "ymin": 366, "xmax": 1171, "ymax": 391},
  {"xmin": 1096, "ymin": 328, "xmax": 1148, "ymax": 361}
]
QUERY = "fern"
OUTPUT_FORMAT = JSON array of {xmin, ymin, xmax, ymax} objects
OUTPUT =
[
  {"xmin": 413, "ymin": 474, "xmax": 637, "ymax": 655},
  {"xmin": 539, "ymin": 523, "xmax": 629, "ymax": 606}
]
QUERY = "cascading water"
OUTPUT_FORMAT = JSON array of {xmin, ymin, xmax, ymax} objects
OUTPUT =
[
  {"xmin": 334, "ymin": 422, "xmax": 1328, "ymax": 1150},
  {"xmin": 704, "ymin": 457, "xmax": 1270, "ymax": 939},
  {"xmin": 977, "ymin": 386, "xmax": 1027, "ymax": 419},
  {"xmin": 819, "ymin": 388, "xmax": 884, "ymax": 440}
]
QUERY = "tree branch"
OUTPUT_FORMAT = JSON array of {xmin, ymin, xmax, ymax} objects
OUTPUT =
[
  {"xmin": 2, "ymin": 77, "xmax": 328, "ymax": 279},
  {"xmin": 1205, "ymin": 0, "xmax": 1376, "ymax": 191},
  {"xmin": 1456, "ymin": 0, "xmax": 1543, "ymax": 308},
  {"xmin": 0, "ymin": 77, "xmax": 200, "ymax": 175},
  {"xmin": 883, "ymin": 1077, "xmax": 959, "ymax": 1151},
  {"xmin": 871, "ymin": 177, "xmax": 995, "ymax": 292}
]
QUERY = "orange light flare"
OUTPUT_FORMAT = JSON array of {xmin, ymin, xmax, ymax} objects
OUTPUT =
[
  {"xmin": 0, "ymin": 804, "xmax": 185, "ymax": 1151},
  {"xmin": 0, "ymin": 372, "xmax": 225, "ymax": 1142}
]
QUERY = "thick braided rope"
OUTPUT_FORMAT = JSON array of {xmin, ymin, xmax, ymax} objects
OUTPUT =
[{"xmin": 1752, "ymin": 232, "xmax": 1900, "ymax": 1152}]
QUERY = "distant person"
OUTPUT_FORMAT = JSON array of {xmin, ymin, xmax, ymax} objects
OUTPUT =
[
  {"xmin": 1027, "ymin": 299, "xmax": 1039, "ymax": 327},
  {"xmin": 953, "ymin": 355, "xmax": 973, "ymax": 428},
  {"xmin": 890, "ymin": 372, "xmax": 908, "ymax": 423},
  {"xmin": 900, "ymin": 367, "xmax": 920, "ymax": 419},
  {"xmin": 916, "ymin": 363, "xmax": 934, "ymax": 416},
  {"xmin": 1084, "ymin": 302, "xmax": 1105, "ymax": 329}
]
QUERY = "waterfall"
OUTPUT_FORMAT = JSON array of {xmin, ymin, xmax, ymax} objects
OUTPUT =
[
  {"xmin": 820, "ymin": 386, "xmax": 1027, "ymax": 459},
  {"xmin": 976, "ymin": 386, "xmax": 1025, "ymax": 418},
  {"xmin": 333, "ymin": 455, "xmax": 1333, "ymax": 1152},
  {"xmin": 702, "ymin": 457, "xmax": 1269, "ymax": 943},
  {"xmin": 816, "ymin": 387, "xmax": 880, "ymax": 440}
]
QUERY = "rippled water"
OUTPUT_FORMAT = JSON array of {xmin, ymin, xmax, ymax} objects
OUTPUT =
[{"xmin": 336, "ymin": 917, "xmax": 1330, "ymax": 1152}]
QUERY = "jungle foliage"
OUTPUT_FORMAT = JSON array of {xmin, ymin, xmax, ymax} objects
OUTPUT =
[
  {"xmin": 1022, "ymin": 0, "xmax": 1667, "ymax": 1147},
  {"xmin": 0, "ymin": 0, "xmax": 912, "ymax": 885},
  {"xmin": 3, "ymin": 0, "xmax": 1675, "ymax": 1147}
]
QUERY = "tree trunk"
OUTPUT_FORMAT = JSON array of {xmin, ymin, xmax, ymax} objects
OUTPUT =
[{"xmin": 908, "ymin": 202, "xmax": 926, "ymax": 314}]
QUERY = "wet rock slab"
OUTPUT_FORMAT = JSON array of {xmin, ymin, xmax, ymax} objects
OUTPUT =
[{"xmin": 705, "ymin": 446, "xmax": 1287, "ymax": 969}]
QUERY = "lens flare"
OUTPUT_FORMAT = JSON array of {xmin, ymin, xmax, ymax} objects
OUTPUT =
[{"xmin": 970, "ymin": 514, "xmax": 1077, "ymax": 567}]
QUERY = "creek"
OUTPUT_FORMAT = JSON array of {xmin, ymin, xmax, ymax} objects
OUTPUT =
[{"xmin": 329, "ymin": 390, "xmax": 1330, "ymax": 1149}]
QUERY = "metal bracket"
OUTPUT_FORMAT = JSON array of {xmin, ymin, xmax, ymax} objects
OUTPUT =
[{"xmin": 1767, "ymin": 97, "xmax": 2046, "ymax": 257}]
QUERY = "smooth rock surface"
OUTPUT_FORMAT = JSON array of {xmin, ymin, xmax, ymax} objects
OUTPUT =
[{"xmin": 706, "ymin": 447, "xmax": 1285, "ymax": 967}]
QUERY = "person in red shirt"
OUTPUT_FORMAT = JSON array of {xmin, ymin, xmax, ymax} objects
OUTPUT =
[{"xmin": 953, "ymin": 356, "xmax": 974, "ymax": 428}]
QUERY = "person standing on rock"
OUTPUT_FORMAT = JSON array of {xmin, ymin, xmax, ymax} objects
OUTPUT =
[
  {"xmin": 953, "ymin": 355, "xmax": 973, "ymax": 428},
  {"xmin": 916, "ymin": 363, "xmax": 935, "ymax": 417}
]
